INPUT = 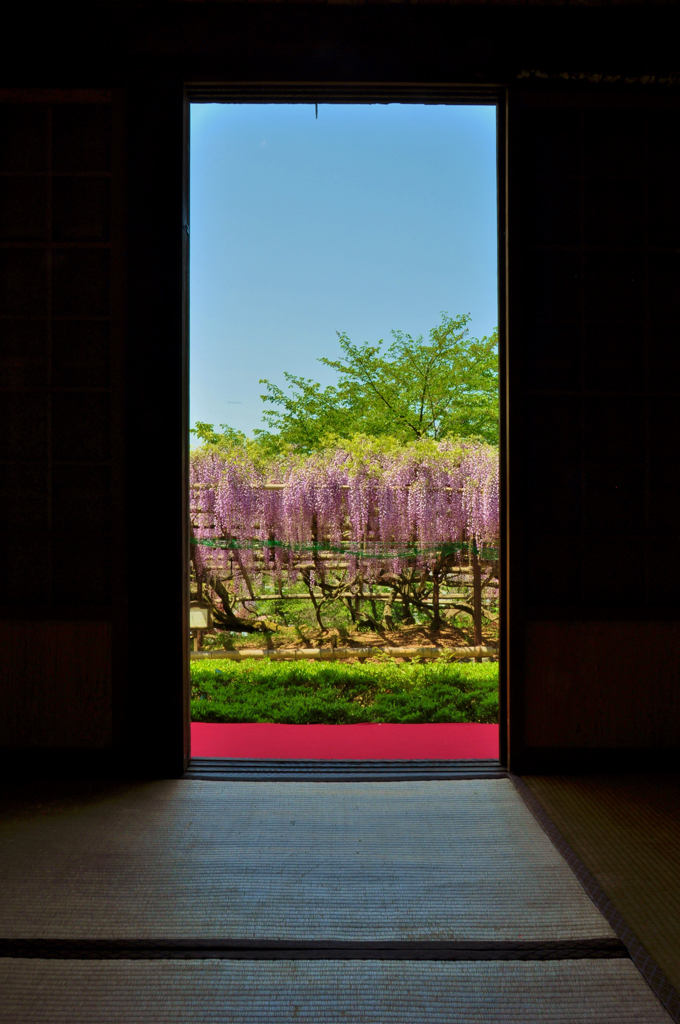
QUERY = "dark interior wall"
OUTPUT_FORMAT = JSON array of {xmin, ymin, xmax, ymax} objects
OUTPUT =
[
  {"xmin": 0, "ymin": 93, "xmax": 126, "ymax": 769},
  {"xmin": 1, "ymin": 3, "xmax": 679, "ymax": 776},
  {"xmin": 507, "ymin": 93, "xmax": 680, "ymax": 770},
  {"xmin": 0, "ymin": 82, "xmax": 190, "ymax": 776}
]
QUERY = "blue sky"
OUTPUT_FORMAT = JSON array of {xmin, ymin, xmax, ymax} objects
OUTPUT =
[{"xmin": 190, "ymin": 102, "xmax": 498, "ymax": 438}]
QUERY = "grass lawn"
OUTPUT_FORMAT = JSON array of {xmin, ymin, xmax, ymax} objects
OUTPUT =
[{"xmin": 191, "ymin": 658, "xmax": 498, "ymax": 725}]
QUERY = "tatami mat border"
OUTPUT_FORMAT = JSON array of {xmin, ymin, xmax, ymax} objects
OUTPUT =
[
  {"xmin": 0, "ymin": 938, "xmax": 628, "ymax": 962},
  {"xmin": 510, "ymin": 774, "xmax": 680, "ymax": 1023}
]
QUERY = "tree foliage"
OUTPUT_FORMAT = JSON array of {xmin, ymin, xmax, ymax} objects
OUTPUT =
[
  {"xmin": 255, "ymin": 312, "xmax": 497, "ymax": 452},
  {"xmin": 193, "ymin": 313, "xmax": 498, "ymax": 455}
]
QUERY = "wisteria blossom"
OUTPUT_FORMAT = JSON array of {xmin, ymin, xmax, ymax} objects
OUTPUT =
[{"xmin": 190, "ymin": 439, "xmax": 499, "ymax": 600}]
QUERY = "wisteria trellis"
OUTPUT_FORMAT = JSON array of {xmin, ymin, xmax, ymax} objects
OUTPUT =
[{"xmin": 190, "ymin": 440, "xmax": 499, "ymax": 618}]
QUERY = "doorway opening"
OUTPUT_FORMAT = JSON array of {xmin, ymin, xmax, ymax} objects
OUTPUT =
[{"xmin": 188, "ymin": 97, "xmax": 501, "ymax": 763}]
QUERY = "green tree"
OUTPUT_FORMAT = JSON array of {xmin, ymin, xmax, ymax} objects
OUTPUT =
[
  {"xmin": 190, "ymin": 421, "xmax": 278, "ymax": 471},
  {"xmin": 191, "ymin": 422, "xmax": 249, "ymax": 449},
  {"xmin": 254, "ymin": 312, "xmax": 498, "ymax": 453}
]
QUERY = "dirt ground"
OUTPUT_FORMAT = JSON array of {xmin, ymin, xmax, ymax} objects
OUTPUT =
[{"xmin": 200, "ymin": 621, "xmax": 498, "ymax": 653}]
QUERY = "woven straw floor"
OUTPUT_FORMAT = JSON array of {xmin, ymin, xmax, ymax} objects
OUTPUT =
[
  {"xmin": 0, "ymin": 779, "xmax": 613, "ymax": 941},
  {"xmin": 0, "ymin": 959, "xmax": 673, "ymax": 1023},
  {"xmin": 524, "ymin": 774, "xmax": 680, "ymax": 993},
  {"xmin": 0, "ymin": 776, "xmax": 674, "ymax": 1022}
]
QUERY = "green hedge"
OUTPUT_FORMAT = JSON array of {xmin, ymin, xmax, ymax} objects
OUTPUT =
[{"xmin": 191, "ymin": 659, "xmax": 498, "ymax": 725}]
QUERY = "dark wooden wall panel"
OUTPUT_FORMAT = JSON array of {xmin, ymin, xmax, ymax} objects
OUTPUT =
[
  {"xmin": 0, "ymin": 621, "xmax": 112, "ymax": 749},
  {"xmin": 508, "ymin": 93, "xmax": 680, "ymax": 771},
  {"xmin": 525, "ymin": 621, "xmax": 680, "ymax": 749},
  {"xmin": 0, "ymin": 92, "xmax": 122, "ymax": 767},
  {"xmin": 0, "ymin": 94, "xmax": 115, "ymax": 608},
  {"xmin": 122, "ymin": 81, "xmax": 190, "ymax": 776}
]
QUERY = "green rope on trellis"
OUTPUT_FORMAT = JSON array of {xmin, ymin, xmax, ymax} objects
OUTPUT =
[{"xmin": 190, "ymin": 536, "xmax": 498, "ymax": 561}]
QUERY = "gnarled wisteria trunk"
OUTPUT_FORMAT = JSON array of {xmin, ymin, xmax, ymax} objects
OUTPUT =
[{"xmin": 190, "ymin": 440, "xmax": 499, "ymax": 636}]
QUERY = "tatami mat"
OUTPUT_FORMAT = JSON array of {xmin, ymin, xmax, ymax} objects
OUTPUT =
[
  {"xmin": 0, "ymin": 959, "xmax": 673, "ymax": 1023},
  {"xmin": 0, "ymin": 779, "xmax": 614, "ymax": 941},
  {"xmin": 523, "ymin": 774, "xmax": 680, "ymax": 994}
]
